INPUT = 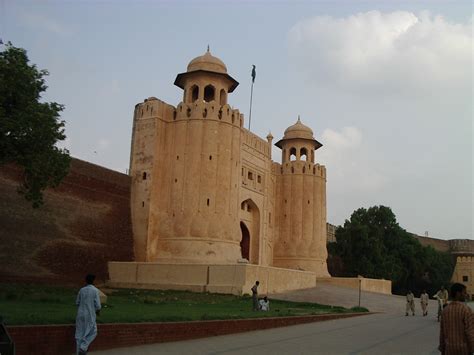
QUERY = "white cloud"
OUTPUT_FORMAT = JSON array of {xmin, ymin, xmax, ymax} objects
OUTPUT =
[
  {"xmin": 322, "ymin": 126, "xmax": 362, "ymax": 150},
  {"xmin": 288, "ymin": 11, "xmax": 472, "ymax": 237},
  {"xmin": 288, "ymin": 11, "xmax": 472, "ymax": 97},
  {"xmin": 318, "ymin": 126, "xmax": 388, "ymax": 192}
]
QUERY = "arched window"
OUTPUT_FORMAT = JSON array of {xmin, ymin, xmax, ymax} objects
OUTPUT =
[
  {"xmin": 204, "ymin": 85, "xmax": 215, "ymax": 102},
  {"xmin": 219, "ymin": 89, "xmax": 227, "ymax": 105},
  {"xmin": 300, "ymin": 147, "xmax": 308, "ymax": 161},
  {"xmin": 191, "ymin": 85, "xmax": 199, "ymax": 103},
  {"xmin": 290, "ymin": 147, "xmax": 297, "ymax": 161},
  {"xmin": 142, "ymin": 172, "xmax": 147, "ymax": 180}
]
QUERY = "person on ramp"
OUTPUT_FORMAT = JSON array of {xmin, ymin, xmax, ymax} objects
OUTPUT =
[
  {"xmin": 420, "ymin": 289, "xmax": 429, "ymax": 316},
  {"xmin": 406, "ymin": 290, "xmax": 415, "ymax": 316}
]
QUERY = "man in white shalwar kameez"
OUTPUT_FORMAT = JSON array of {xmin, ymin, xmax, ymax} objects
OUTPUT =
[{"xmin": 75, "ymin": 274, "xmax": 101, "ymax": 355}]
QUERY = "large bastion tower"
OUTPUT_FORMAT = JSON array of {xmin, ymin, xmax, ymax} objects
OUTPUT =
[{"xmin": 128, "ymin": 49, "xmax": 330, "ymax": 279}]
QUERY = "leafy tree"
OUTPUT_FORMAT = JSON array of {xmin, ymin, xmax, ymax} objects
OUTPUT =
[
  {"xmin": 0, "ymin": 43, "xmax": 70, "ymax": 207},
  {"xmin": 332, "ymin": 206, "xmax": 454, "ymax": 295}
]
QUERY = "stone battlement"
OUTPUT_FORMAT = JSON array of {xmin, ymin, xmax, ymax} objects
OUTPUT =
[
  {"xmin": 134, "ymin": 97, "xmax": 167, "ymax": 120},
  {"xmin": 241, "ymin": 128, "xmax": 271, "ymax": 158},
  {"xmin": 135, "ymin": 98, "xmax": 244, "ymax": 128},
  {"xmin": 174, "ymin": 101, "xmax": 243, "ymax": 127},
  {"xmin": 449, "ymin": 239, "xmax": 474, "ymax": 254},
  {"xmin": 456, "ymin": 256, "xmax": 474, "ymax": 263},
  {"xmin": 278, "ymin": 161, "xmax": 326, "ymax": 178}
]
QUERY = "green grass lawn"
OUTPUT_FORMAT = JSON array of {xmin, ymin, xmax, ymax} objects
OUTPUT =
[{"xmin": 0, "ymin": 283, "xmax": 368, "ymax": 326}]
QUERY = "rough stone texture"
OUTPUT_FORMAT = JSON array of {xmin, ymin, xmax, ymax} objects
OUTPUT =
[
  {"xmin": 128, "ymin": 49, "xmax": 330, "ymax": 277},
  {"xmin": 7, "ymin": 313, "xmax": 368, "ymax": 355},
  {"xmin": 0, "ymin": 159, "xmax": 134, "ymax": 284}
]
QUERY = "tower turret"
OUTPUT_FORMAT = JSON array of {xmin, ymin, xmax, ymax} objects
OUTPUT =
[
  {"xmin": 174, "ymin": 48, "xmax": 239, "ymax": 106},
  {"xmin": 145, "ymin": 49, "xmax": 244, "ymax": 264},
  {"xmin": 273, "ymin": 117, "xmax": 329, "ymax": 276}
]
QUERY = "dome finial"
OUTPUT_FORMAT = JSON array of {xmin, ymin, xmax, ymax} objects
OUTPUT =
[
  {"xmin": 297, "ymin": 115, "xmax": 301, "ymax": 122},
  {"xmin": 207, "ymin": 44, "xmax": 210, "ymax": 53}
]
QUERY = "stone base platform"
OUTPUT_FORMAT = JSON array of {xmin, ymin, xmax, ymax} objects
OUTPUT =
[
  {"xmin": 317, "ymin": 276, "xmax": 392, "ymax": 295},
  {"xmin": 107, "ymin": 262, "xmax": 316, "ymax": 295}
]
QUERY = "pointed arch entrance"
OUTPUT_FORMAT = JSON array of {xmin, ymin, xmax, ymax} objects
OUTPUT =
[{"xmin": 239, "ymin": 199, "xmax": 260, "ymax": 264}]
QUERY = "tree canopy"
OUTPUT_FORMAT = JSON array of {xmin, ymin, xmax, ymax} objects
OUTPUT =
[
  {"xmin": 331, "ymin": 205, "xmax": 454, "ymax": 296},
  {"xmin": 0, "ymin": 43, "xmax": 70, "ymax": 207}
]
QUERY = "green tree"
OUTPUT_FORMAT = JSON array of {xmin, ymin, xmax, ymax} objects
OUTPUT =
[
  {"xmin": 333, "ymin": 205, "xmax": 454, "ymax": 295},
  {"xmin": 0, "ymin": 43, "xmax": 70, "ymax": 207}
]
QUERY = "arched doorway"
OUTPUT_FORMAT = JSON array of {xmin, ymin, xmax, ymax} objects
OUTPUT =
[
  {"xmin": 240, "ymin": 222, "xmax": 250, "ymax": 260},
  {"xmin": 239, "ymin": 199, "xmax": 260, "ymax": 264}
]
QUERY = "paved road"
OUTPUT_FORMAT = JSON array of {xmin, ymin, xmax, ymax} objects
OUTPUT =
[
  {"xmin": 91, "ymin": 287, "xmax": 473, "ymax": 355},
  {"xmin": 92, "ymin": 312, "xmax": 443, "ymax": 354}
]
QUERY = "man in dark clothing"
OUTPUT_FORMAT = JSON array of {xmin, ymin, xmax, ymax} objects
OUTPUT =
[
  {"xmin": 439, "ymin": 283, "xmax": 473, "ymax": 355},
  {"xmin": 251, "ymin": 281, "xmax": 260, "ymax": 311}
]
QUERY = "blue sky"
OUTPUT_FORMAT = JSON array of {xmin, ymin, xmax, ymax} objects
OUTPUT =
[{"xmin": 1, "ymin": 0, "xmax": 472, "ymax": 239}]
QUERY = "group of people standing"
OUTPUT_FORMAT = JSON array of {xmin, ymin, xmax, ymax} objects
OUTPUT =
[
  {"xmin": 405, "ymin": 286, "xmax": 449, "ymax": 318},
  {"xmin": 406, "ymin": 284, "xmax": 473, "ymax": 354}
]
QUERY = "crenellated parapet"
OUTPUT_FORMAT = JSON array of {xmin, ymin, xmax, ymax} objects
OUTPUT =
[
  {"xmin": 449, "ymin": 239, "xmax": 474, "ymax": 255},
  {"xmin": 457, "ymin": 256, "xmax": 474, "ymax": 263},
  {"xmin": 173, "ymin": 101, "xmax": 243, "ymax": 127},
  {"xmin": 242, "ymin": 129, "xmax": 271, "ymax": 158},
  {"xmin": 133, "ymin": 97, "xmax": 175, "ymax": 121},
  {"xmin": 279, "ymin": 161, "xmax": 326, "ymax": 178}
]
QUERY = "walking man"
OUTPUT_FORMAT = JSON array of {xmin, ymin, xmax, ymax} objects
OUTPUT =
[
  {"xmin": 420, "ymin": 289, "xmax": 429, "ymax": 316},
  {"xmin": 75, "ymin": 274, "xmax": 102, "ymax": 355},
  {"xmin": 439, "ymin": 283, "xmax": 474, "ymax": 355},
  {"xmin": 251, "ymin": 281, "xmax": 260, "ymax": 311},
  {"xmin": 406, "ymin": 290, "xmax": 415, "ymax": 316},
  {"xmin": 435, "ymin": 285, "xmax": 449, "ymax": 321},
  {"xmin": 435, "ymin": 285, "xmax": 449, "ymax": 306}
]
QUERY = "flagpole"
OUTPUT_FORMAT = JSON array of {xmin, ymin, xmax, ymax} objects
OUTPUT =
[
  {"xmin": 249, "ymin": 65, "xmax": 256, "ymax": 131},
  {"xmin": 248, "ymin": 80, "xmax": 254, "ymax": 131}
]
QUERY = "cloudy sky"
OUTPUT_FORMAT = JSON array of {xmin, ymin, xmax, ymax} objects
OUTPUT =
[{"xmin": 1, "ymin": 0, "xmax": 472, "ymax": 240}]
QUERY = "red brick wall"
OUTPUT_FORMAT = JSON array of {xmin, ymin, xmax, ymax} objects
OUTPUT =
[
  {"xmin": 0, "ymin": 158, "xmax": 134, "ymax": 285},
  {"xmin": 8, "ymin": 313, "xmax": 368, "ymax": 355}
]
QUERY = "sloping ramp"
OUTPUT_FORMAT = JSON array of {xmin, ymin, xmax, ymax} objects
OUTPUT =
[{"xmin": 271, "ymin": 283, "xmax": 438, "ymax": 315}]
